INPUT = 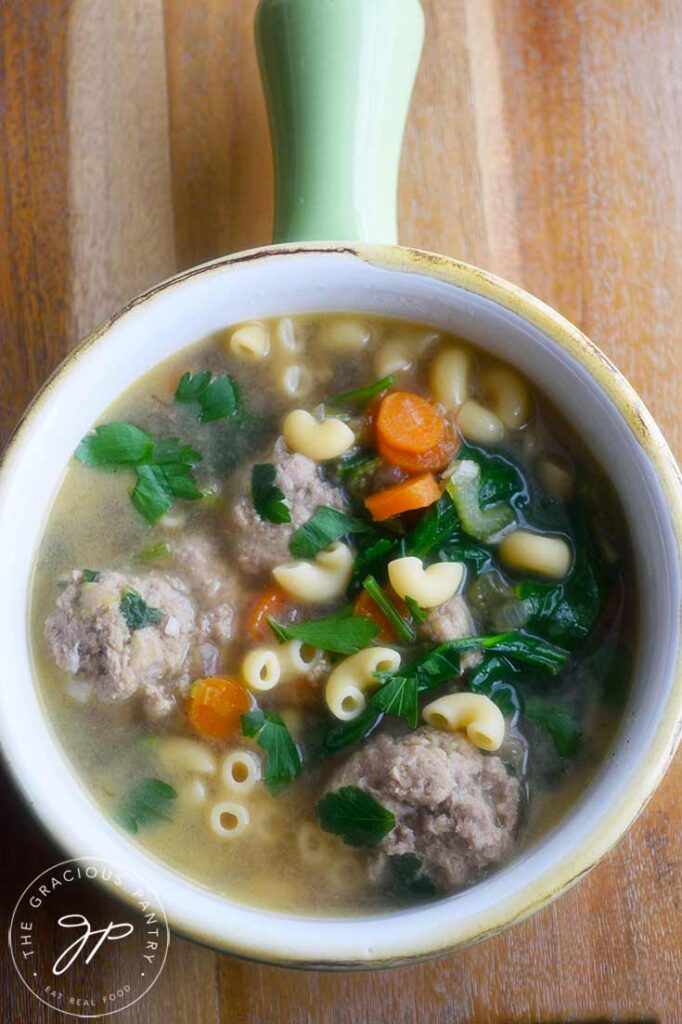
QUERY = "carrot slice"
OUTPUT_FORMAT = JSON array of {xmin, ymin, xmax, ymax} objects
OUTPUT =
[
  {"xmin": 377, "ymin": 420, "xmax": 458, "ymax": 472},
  {"xmin": 376, "ymin": 392, "xmax": 446, "ymax": 454},
  {"xmin": 246, "ymin": 584, "xmax": 289, "ymax": 641},
  {"xmin": 364, "ymin": 473, "xmax": 441, "ymax": 521},
  {"xmin": 187, "ymin": 676, "xmax": 251, "ymax": 739},
  {"xmin": 353, "ymin": 587, "xmax": 410, "ymax": 643}
]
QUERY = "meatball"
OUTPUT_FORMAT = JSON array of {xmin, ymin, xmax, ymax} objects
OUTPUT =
[
  {"xmin": 45, "ymin": 570, "xmax": 195, "ymax": 720},
  {"xmin": 326, "ymin": 727, "xmax": 520, "ymax": 892},
  {"xmin": 230, "ymin": 437, "xmax": 346, "ymax": 577},
  {"xmin": 419, "ymin": 594, "xmax": 482, "ymax": 669},
  {"xmin": 171, "ymin": 533, "xmax": 238, "ymax": 644}
]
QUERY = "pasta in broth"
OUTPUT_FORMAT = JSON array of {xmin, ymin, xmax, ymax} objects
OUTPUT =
[{"xmin": 31, "ymin": 313, "xmax": 636, "ymax": 913}]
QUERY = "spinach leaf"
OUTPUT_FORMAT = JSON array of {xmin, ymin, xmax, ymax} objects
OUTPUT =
[
  {"xmin": 316, "ymin": 786, "xmax": 395, "ymax": 847},
  {"xmin": 458, "ymin": 442, "xmax": 528, "ymax": 510},
  {"xmin": 405, "ymin": 595, "xmax": 428, "ymax": 624},
  {"xmin": 289, "ymin": 507, "xmax": 370, "ymax": 558},
  {"xmin": 321, "ymin": 709, "xmax": 384, "ymax": 756},
  {"xmin": 268, "ymin": 607, "xmax": 379, "ymax": 655},
  {"xmin": 466, "ymin": 654, "xmax": 523, "ymax": 717},
  {"xmin": 241, "ymin": 710, "xmax": 301, "ymax": 792},
  {"xmin": 524, "ymin": 700, "xmax": 582, "ymax": 756},
  {"xmin": 351, "ymin": 535, "xmax": 398, "ymax": 590},
  {"xmin": 362, "ymin": 575, "xmax": 415, "ymax": 643},
  {"xmin": 403, "ymin": 494, "xmax": 459, "ymax": 559},
  {"xmin": 175, "ymin": 370, "xmax": 240, "ymax": 423},
  {"xmin": 370, "ymin": 646, "xmax": 463, "ymax": 727},
  {"xmin": 115, "ymin": 777, "xmax": 177, "ymax": 834},
  {"xmin": 388, "ymin": 854, "xmax": 438, "ymax": 898},
  {"xmin": 119, "ymin": 588, "xmax": 163, "ymax": 631},
  {"xmin": 75, "ymin": 423, "xmax": 154, "ymax": 466},
  {"xmin": 251, "ymin": 463, "xmax": 292, "ymax": 524},
  {"xmin": 328, "ymin": 375, "xmax": 394, "ymax": 409}
]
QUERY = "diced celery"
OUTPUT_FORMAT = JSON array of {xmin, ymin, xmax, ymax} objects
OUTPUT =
[{"xmin": 445, "ymin": 460, "xmax": 514, "ymax": 541}]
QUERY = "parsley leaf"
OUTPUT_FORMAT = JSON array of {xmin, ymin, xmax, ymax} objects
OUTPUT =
[
  {"xmin": 370, "ymin": 645, "xmax": 463, "ymax": 727},
  {"xmin": 321, "ymin": 709, "xmax": 384, "ymax": 756},
  {"xmin": 289, "ymin": 507, "xmax": 370, "ymax": 559},
  {"xmin": 525, "ymin": 700, "xmax": 582, "ymax": 756},
  {"xmin": 328, "ymin": 375, "xmax": 395, "ymax": 409},
  {"xmin": 268, "ymin": 607, "xmax": 379, "ymax": 655},
  {"xmin": 75, "ymin": 423, "xmax": 154, "ymax": 466},
  {"xmin": 81, "ymin": 569, "xmax": 100, "ymax": 582},
  {"xmin": 316, "ymin": 786, "xmax": 395, "ymax": 847},
  {"xmin": 388, "ymin": 854, "xmax": 438, "ymax": 898},
  {"xmin": 119, "ymin": 588, "xmax": 163, "ymax": 631},
  {"xmin": 251, "ymin": 464, "xmax": 291, "ymax": 524},
  {"xmin": 175, "ymin": 370, "xmax": 240, "ymax": 423},
  {"xmin": 241, "ymin": 710, "xmax": 301, "ymax": 792},
  {"xmin": 115, "ymin": 777, "xmax": 177, "ymax": 834}
]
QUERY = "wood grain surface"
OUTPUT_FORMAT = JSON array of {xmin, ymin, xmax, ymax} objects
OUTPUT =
[{"xmin": 1, "ymin": 1, "xmax": 681, "ymax": 1022}]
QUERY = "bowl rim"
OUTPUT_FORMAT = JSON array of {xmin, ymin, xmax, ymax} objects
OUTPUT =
[{"xmin": 2, "ymin": 239, "xmax": 682, "ymax": 968}]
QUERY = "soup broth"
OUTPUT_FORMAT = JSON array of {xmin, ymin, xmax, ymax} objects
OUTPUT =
[{"xmin": 31, "ymin": 314, "xmax": 635, "ymax": 913}]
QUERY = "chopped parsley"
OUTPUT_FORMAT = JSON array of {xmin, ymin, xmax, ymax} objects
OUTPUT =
[
  {"xmin": 251, "ymin": 464, "xmax": 291, "ymax": 524},
  {"xmin": 241, "ymin": 710, "xmax": 301, "ymax": 792},
  {"xmin": 268, "ymin": 607, "xmax": 379, "ymax": 655},
  {"xmin": 115, "ymin": 777, "xmax": 177, "ymax": 834},
  {"xmin": 174, "ymin": 370, "xmax": 240, "ymax": 423},
  {"xmin": 289, "ymin": 507, "xmax": 370, "ymax": 559},
  {"xmin": 316, "ymin": 786, "xmax": 395, "ymax": 847},
  {"xmin": 120, "ymin": 588, "xmax": 163, "ymax": 631}
]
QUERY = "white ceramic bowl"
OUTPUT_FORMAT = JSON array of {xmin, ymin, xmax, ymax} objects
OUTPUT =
[{"xmin": 1, "ymin": 243, "xmax": 681, "ymax": 967}]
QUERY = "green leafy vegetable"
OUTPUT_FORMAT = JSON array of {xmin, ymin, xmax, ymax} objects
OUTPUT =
[
  {"xmin": 321, "ymin": 709, "xmax": 384, "ymax": 756},
  {"xmin": 115, "ymin": 777, "xmax": 177, "ymax": 834},
  {"xmin": 241, "ymin": 710, "xmax": 301, "ymax": 792},
  {"xmin": 328, "ymin": 375, "xmax": 394, "ymax": 409},
  {"xmin": 458, "ymin": 442, "xmax": 527, "ymax": 510},
  {"xmin": 370, "ymin": 645, "xmax": 463, "ymax": 727},
  {"xmin": 289, "ymin": 506, "xmax": 370, "ymax": 559},
  {"xmin": 175, "ymin": 370, "xmax": 240, "ymax": 423},
  {"xmin": 404, "ymin": 595, "xmax": 428, "ymax": 624},
  {"xmin": 268, "ymin": 607, "xmax": 379, "ymax": 655},
  {"xmin": 466, "ymin": 655, "xmax": 523, "ymax": 717},
  {"xmin": 351, "ymin": 535, "xmax": 398, "ymax": 590},
  {"xmin": 120, "ymin": 588, "xmax": 163, "ymax": 631},
  {"xmin": 316, "ymin": 786, "xmax": 395, "ymax": 847},
  {"xmin": 445, "ymin": 460, "xmax": 515, "ymax": 541},
  {"xmin": 75, "ymin": 424, "xmax": 203, "ymax": 524},
  {"xmin": 137, "ymin": 540, "xmax": 172, "ymax": 562},
  {"xmin": 525, "ymin": 700, "xmax": 582, "ymax": 756},
  {"xmin": 75, "ymin": 423, "xmax": 154, "ymax": 466},
  {"xmin": 453, "ymin": 631, "xmax": 569, "ymax": 674},
  {"xmin": 81, "ymin": 569, "xmax": 100, "ymax": 583},
  {"xmin": 404, "ymin": 495, "xmax": 459, "ymax": 559},
  {"xmin": 251, "ymin": 464, "xmax": 292, "ymax": 524},
  {"xmin": 388, "ymin": 854, "xmax": 437, "ymax": 898},
  {"xmin": 362, "ymin": 575, "xmax": 415, "ymax": 643}
]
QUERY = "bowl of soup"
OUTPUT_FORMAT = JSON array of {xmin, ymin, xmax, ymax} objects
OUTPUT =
[{"xmin": 1, "ymin": 0, "xmax": 682, "ymax": 968}]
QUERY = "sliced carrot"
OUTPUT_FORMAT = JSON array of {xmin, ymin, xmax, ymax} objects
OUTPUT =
[
  {"xmin": 187, "ymin": 676, "xmax": 251, "ymax": 739},
  {"xmin": 364, "ymin": 473, "xmax": 442, "ymax": 521},
  {"xmin": 377, "ymin": 419, "xmax": 458, "ymax": 472},
  {"xmin": 246, "ymin": 584, "xmax": 289, "ymax": 641},
  {"xmin": 353, "ymin": 587, "xmax": 410, "ymax": 643},
  {"xmin": 376, "ymin": 391, "xmax": 446, "ymax": 454}
]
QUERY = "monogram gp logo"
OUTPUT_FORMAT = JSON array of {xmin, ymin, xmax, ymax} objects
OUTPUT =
[{"xmin": 8, "ymin": 856, "xmax": 170, "ymax": 1018}]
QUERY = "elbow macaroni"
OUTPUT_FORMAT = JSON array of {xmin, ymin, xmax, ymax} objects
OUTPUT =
[
  {"xmin": 241, "ymin": 639, "xmax": 323, "ymax": 692},
  {"xmin": 429, "ymin": 344, "xmax": 472, "ymax": 409},
  {"xmin": 208, "ymin": 801, "xmax": 250, "ymax": 839},
  {"xmin": 273, "ymin": 541, "xmax": 353, "ymax": 603},
  {"xmin": 422, "ymin": 692, "xmax": 505, "ymax": 751},
  {"xmin": 498, "ymin": 529, "xmax": 572, "ymax": 580},
  {"xmin": 481, "ymin": 366, "xmax": 530, "ymax": 430},
  {"xmin": 325, "ymin": 647, "xmax": 401, "ymax": 721},
  {"xmin": 221, "ymin": 750, "xmax": 261, "ymax": 794},
  {"xmin": 156, "ymin": 737, "xmax": 217, "ymax": 777},
  {"xmin": 228, "ymin": 322, "xmax": 270, "ymax": 361},
  {"xmin": 388, "ymin": 556, "xmax": 464, "ymax": 609},
  {"xmin": 278, "ymin": 364, "xmax": 314, "ymax": 399},
  {"xmin": 319, "ymin": 318, "xmax": 371, "ymax": 351},
  {"xmin": 457, "ymin": 399, "xmax": 505, "ymax": 444},
  {"xmin": 283, "ymin": 409, "xmax": 355, "ymax": 461}
]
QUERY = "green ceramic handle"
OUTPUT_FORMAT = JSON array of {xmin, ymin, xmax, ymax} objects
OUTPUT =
[{"xmin": 255, "ymin": 0, "xmax": 425, "ymax": 244}]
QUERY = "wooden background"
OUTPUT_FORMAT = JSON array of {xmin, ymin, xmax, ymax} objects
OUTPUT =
[{"xmin": 1, "ymin": 1, "xmax": 681, "ymax": 1021}]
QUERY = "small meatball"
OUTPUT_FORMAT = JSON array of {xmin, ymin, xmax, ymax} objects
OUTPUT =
[
  {"xmin": 419, "ymin": 594, "xmax": 482, "ymax": 669},
  {"xmin": 326, "ymin": 727, "xmax": 520, "ymax": 892},
  {"xmin": 230, "ymin": 437, "xmax": 346, "ymax": 577},
  {"xmin": 45, "ymin": 570, "xmax": 195, "ymax": 720},
  {"xmin": 171, "ymin": 533, "xmax": 238, "ymax": 644}
]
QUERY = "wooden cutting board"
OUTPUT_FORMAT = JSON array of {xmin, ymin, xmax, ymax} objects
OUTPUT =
[{"xmin": 1, "ymin": 2, "xmax": 680, "ymax": 1021}]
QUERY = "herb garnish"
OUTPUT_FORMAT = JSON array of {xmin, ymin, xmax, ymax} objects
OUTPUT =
[
  {"xmin": 119, "ymin": 588, "xmax": 163, "ymax": 631},
  {"xmin": 316, "ymin": 786, "xmax": 395, "ymax": 847},
  {"xmin": 268, "ymin": 607, "xmax": 379, "ymax": 655},
  {"xmin": 175, "ymin": 370, "xmax": 240, "ymax": 423},
  {"xmin": 524, "ymin": 700, "xmax": 582, "ymax": 756},
  {"xmin": 241, "ymin": 710, "xmax": 301, "ymax": 792},
  {"xmin": 75, "ymin": 424, "xmax": 203, "ymax": 524},
  {"xmin": 328, "ymin": 375, "xmax": 394, "ymax": 409},
  {"xmin": 321, "ymin": 709, "xmax": 384, "ymax": 756},
  {"xmin": 115, "ymin": 777, "xmax": 177, "ymax": 834},
  {"xmin": 361, "ymin": 575, "xmax": 415, "ymax": 643},
  {"xmin": 81, "ymin": 569, "xmax": 100, "ymax": 583},
  {"xmin": 251, "ymin": 464, "xmax": 292, "ymax": 524},
  {"xmin": 289, "ymin": 507, "xmax": 370, "ymax": 559}
]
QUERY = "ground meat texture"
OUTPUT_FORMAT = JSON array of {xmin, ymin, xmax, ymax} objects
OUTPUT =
[
  {"xmin": 326, "ymin": 727, "xmax": 520, "ymax": 892},
  {"xmin": 44, "ymin": 570, "xmax": 195, "ymax": 721},
  {"xmin": 230, "ymin": 437, "xmax": 346, "ymax": 578},
  {"xmin": 419, "ymin": 594, "xmax": 482, "ymax": 669},
  {"xmin": 170, "ymin": 533, "xmax": 238, "ymax": 645}
]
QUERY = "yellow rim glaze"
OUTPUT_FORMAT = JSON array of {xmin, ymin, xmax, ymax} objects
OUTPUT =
[{"xmin": 2, "ymin": 241, "xmax": 681, "ymax": 969}]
